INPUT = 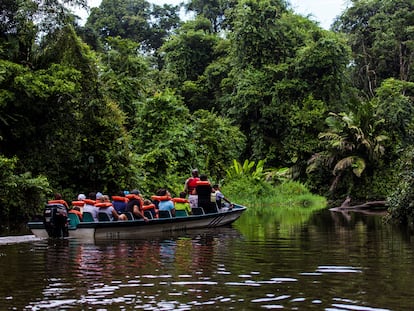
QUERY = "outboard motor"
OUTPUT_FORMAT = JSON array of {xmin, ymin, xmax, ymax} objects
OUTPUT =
[{"xmin": 43, "ymin": 204, "xmax": 69, "ymax": 238}]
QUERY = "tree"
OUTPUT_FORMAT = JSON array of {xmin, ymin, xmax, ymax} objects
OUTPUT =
[
  {"xmin": 85, "ymin": 0, "xmax": 181, "ymax": 54},
  {"xmin": 373, "ymin": 78, "xmax": 414, "ymax": 147},
  {"xmin": 161, "ymin": 17, "xmax": 219, "ymax": 86},
  {"xmin": 86, "ymin": 0, "xmax": 151, "ymax": 41},
  {"xmin": 334, "ymin": 0, "xmax": 414, "ymax": 97},
  {"xmin": 388, "ymin": 146, "xmax": 414, "ymax": 223},
  {"xmin": 308, "ymin": 108, "xmax": 388, "ymax": 194},
  {"xmin": 229, "ymin": 0, "xmax": 288, "ymax": 69},
  {"xmin": 99, "ymin": 36, "xmax": 152, "ymax": 129},
  {"xmin": 0, "ymin": 19, "xmax": 139, "ymax": 193},
  {"xmin": 132, "ymin": 91, "xmax": 197, "ymax": 192},
  {"xmin": 185, "ymin": 0, "xmax": 235, "ymax": 32},
  {"xmin": 131, "ymin": 91, "xmax": 245, "ymax": 192},
  {"xmin": 0, "ymin": 155, "xmax": 51, "ymax": 228},
  {"xmin": 0, "ymin": 0, "xmax": 87, "ymax": 64},
  {"xmin": 225, "ymin": 3, "xmax": 351, "ymax": 170},
  {"xmin": 148, "ymin": 3, "xmax": 182, "ymax": 53},
  {"xmin": 191, "ymin": 109, "xmax": 246, "ymax": 180}
]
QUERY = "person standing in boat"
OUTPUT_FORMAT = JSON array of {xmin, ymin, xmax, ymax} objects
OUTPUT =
[
  {"xmin": 184, "ymin": 169, "xmax": 200, "ymax": 209},
  {"xmin": 125, "ymin": 189, "xmax": 149, "ymax": 222}
]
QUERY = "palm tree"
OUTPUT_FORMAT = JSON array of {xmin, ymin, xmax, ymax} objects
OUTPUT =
[{"xmin": 308, "ymin": 107, "xmax": 388, "ymax": 192}]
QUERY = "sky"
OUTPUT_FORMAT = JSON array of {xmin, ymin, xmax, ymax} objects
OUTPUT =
[{"xmin": 78, "ymin": 0, "xmax": 349, "ymax": 30}]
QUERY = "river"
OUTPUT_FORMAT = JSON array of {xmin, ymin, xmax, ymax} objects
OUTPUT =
[{"xmin": 0, "ymin": 207, "xmax": 413, "ymax": 310}]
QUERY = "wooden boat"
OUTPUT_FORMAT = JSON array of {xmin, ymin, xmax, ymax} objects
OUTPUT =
[{"xmin": 27, "ymin": 203, "xmax": 246, "ymax": 242}]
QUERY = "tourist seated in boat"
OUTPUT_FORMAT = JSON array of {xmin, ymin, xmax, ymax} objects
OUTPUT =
[
  {"xmin": 125, "ymin": 189, "xmax": 149, "ymax": 222},
  {"xmin": 142, "ymin": 199, "xmax": 158, "ymax": 218},
  {"xmin": 212, "ymin": 184, "xmax": 233, "ymax": 211},
  {"xmin": 71, "ymin": 193, "xmax": 86, "ymax": 213},
  {"xmin": 195, "ymin": 175, "xmax": 216, "ymax": 214},
  {"xmin": 152, "ymin": 188, "xmax": 175, "ymax": 217},
  {"xmin": 83, "ymin": 192, "xmax": 99, "ymax": 222},
  {"xmin": 95, "ymin": 195, "xmax": 127, "ymax": 221},
  {"xmin": 48, "ymin": 193, "xmax": 69, "ymax": 209},
  {"xmin": 69, "ymin": 201, "xmax": 84, "ymax": 221},
  {"xmin": 112, "ymin": 191, "xmax": 128, "ymax": 214},
  {"xmin": 96, "ymin": 192, "xmax": 104, "ymax": 201},
  {"xmin": 172, "ymin": 192, "xmax": 191, "ymax": 215}
]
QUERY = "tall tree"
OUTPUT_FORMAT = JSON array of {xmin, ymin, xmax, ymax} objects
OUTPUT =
[
  {"xmin": 131, "ymin": 91, "xmax": 245, "ymax": 192},
  {"xmin": 0, "ymin": 0, "xmax": 87, "ymax": 63},
  {"xmin": 99, "ymin": 36, "xmax": 151, "ymax": 129},
  {"xmin": 85, "ymin": 0, "xmax": 181, "ymax": 53},
  {"xmin": 229, "ymin": 0, "xmax": 288, "ymax": 69},
  {"xmin": 86, "ymin": 0, "xmax": 151, "ymax": 41},
  {"xmin": 161, "ymin": 17, "xmax": 218, "ymax": 83},
  {"xmin": 185, "ymin": 0, "xmax": 235, "ymax": 32},
  {"xmin": 160, "ymin": 17, "xmax": 221, "ymax": 111},
  {"xmin": 309, "ymin": 108, "xmax": 388, "ymax": 194},
  {"xmin": 225, "ymin": 1, "xmax": 350, "ymax": 170},
  {"xmin": 334, "ymin": 0, "xmax": 414, "ymax": 97}
]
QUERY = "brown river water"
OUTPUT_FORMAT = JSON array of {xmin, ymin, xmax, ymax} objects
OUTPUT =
[{"xmin": 0, "ymin": 207, "xmax": 413, "ymax": 310}]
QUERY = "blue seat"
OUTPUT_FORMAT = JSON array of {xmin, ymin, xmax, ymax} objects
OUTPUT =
[
  {"xmin": 68, "ymin": 213, "xmax": 80, "ymax": 229},
  {"xmin": 175, "ymin": 210, "xmax": 188, "ymax": 217},
  {"xmin": 82, "ymin": 211, "xmax": 95, "ymax": 222},
  {"xmin": 158, "ymin": 210, "xmax": 172, "ymax": 218}
]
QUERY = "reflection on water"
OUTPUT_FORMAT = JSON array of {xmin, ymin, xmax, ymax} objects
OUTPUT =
[{"xmin": 1, "ymin": 209, "xmax": 414, "ymax": 310}]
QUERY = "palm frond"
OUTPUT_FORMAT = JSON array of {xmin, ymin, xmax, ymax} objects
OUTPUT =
[{"xmin": 333, "ymin": 156, "xmax": 366, "ymax": 177}]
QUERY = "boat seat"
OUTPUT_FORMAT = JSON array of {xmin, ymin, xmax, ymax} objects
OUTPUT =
[
  {"xmin": 144, "ymin": 210, "xmax": 153, "ymax": 219},
  {"xmin": 158, "ymin": 210, "xmax": 172, "ymax": 218},
  {"xmin": 199, "ymin": 202, "xmax": 219, "ymax": 214},
  {"xmin": 82, "ymin": 211, "xmax": 95, "ymax": 222},
  {"xmin": 192, "ymin": 207, "xmax": 205, "ymax": 215},
  {"xmin": 122, "ymin": 212, "xmax": 134, "ymax": 220},
  {"xmin": 175, "ymin": 210, "xmax": 188, "ymax": 217},
  {"xmin": 98, "ymin": 212, "xmax": 111, "ymax": 221},
  {"xmin": 211, "ymin": 203, "xmax": 220, "ymax": 213},
  {"xmin": 68, "ymin": 213, "xmax": 80, "ymax": 229}
]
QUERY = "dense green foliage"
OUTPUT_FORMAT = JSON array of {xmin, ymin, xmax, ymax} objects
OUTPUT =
[{"xmin": 1, "ymin": 0, "xmax": 414, "ymax": 225}]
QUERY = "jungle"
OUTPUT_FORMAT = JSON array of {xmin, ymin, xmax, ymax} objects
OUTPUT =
[{"xmin": 1, "ymin": 0, "xmax": 414, "ymax": 231}]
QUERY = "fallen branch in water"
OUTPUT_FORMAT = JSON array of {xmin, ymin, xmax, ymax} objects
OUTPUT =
[{"xmin": 332, "ymin": 197, "xmax": 387, "ymax": 211}]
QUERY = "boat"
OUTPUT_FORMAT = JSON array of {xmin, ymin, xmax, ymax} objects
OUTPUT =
[{"xmin": 27, "ymin": 203, "xmax": 247, "ymax": 242}]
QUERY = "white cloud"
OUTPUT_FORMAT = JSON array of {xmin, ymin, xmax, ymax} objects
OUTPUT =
[{"xmin": 289, "ymin": 0, "xmax": 349, "ymax": 29}]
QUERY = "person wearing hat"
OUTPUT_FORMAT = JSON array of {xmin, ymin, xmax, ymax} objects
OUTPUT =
[{"xmin": 96, "ymin": 192, "xmax": 103, "ymax": 200}]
